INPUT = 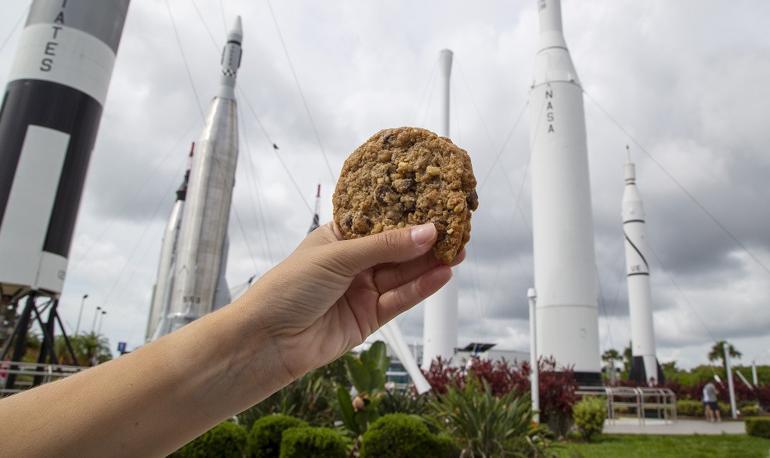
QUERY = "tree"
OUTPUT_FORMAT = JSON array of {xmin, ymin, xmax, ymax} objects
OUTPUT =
[
  {"xmin": 602, "ymin": 349, "xmax": 622, "ymax": 365},
  {"xmin": 54, "ymin": 332, "xmax": 112, "ymax": 366},
  {"xmin": 708, "ymin": 340, "xmax": 741, "ymax": 376},
  {"xmin": 622, "ymin": 343, "xmax": 633, "ymax": 376}
]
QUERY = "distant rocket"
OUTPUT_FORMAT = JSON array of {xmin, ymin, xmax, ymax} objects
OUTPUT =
[
  {"xmin": 145, "ymin": 143, "xmax": 193, "ymax": 342},
  {"xmin": 0, "ymin": 0, "xmax": 130, "ymax": 297},
  {"xmin": 622, "ymin": 149, "xmax": 662, "ymax": 384},
  {"xmin": 422, "ymin": 49, "xmax": 458, "ymax": 370},
  {"xmin": 528, "ymin": 0, "xmax": 601, "ymax": 384},
  {"xmin": 308, "ymin": 184, "xmax": 321, "ymax": 233},
  {"xmin": 152, "ymin": 17, "xmax": 243, "ymax": 338}
]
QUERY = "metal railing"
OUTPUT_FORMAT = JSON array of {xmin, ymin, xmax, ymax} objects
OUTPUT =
[
  {"xmin": 576, "ymin": 385, "xmax": 677, "ymax": 425},
  {"xmin": 0, "ymin": 361, "xmax": 86, "ymax": 396}
]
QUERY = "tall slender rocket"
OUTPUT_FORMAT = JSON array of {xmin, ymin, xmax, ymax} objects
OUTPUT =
[
  {"xmin": 422, "ymin": 49, "xmax": 458, "ymax": 370},
  {"xmin": 145, "ymin": 144, "xmax": 194, "ymax": 342},
  {"xmin": 622, "ymin": 148, "xmax": 662, "ymax": 384},
  {"xmin": 528, "ymin": 0, "xmax": 601, "ymax": 384},
  {"xmin": 0, "ymin": 0, "xmax": 130, "ymax": 297},
  {"xmin": 161, "ymin": 17, "xmax": 243, "ymax": 335}
]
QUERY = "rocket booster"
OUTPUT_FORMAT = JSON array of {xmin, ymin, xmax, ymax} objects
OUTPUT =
[
  {"xmin": 422, "ymin": 49, "xmax": 458, "ymax": 370},
  {"xmin": 145, "ymin": 143, "xmax": 193, "ymax": 342},
  {"xmin": 160, "ymin": 17, "xmax": 242, "ymax": 335},
  {"xmin": 622, "ymin": 152, "xmax": 662, "ymax": 384},
  {"xmin": 0, "ymin": 0, "xmax": 129, "ymax": 296},
  {"xmin": 528, "ymin": 0, "xmax": 601, "ymax": 383}
]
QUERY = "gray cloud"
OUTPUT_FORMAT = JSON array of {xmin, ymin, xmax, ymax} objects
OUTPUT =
[{"xmin": 1, "ymin": 0, "xmax": 768, "ymax": 368}]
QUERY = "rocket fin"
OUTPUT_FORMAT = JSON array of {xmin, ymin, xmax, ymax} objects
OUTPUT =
[{"xmin": 379, "ymin": 321, "xmax": 431, "ymax": 394}]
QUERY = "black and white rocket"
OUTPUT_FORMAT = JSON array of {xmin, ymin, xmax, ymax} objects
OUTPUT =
[
  {"xmin": 622, "ymin": 149, "xmax": 662, "ymax": 384},
  {"xmin": 151, "ymin": 17, "xmax": 243, "ymax": 338},
  {"xmin": 0, "ymin": 0, "xmax": 129, "ymax": 298},
  {"xmin": 528, "ymin": 0, "xmax": 601, "ymax": 384}
]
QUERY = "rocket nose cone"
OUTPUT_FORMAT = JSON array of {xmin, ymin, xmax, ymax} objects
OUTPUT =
[{"xmin": 229, "ymin": 15, "xmax": 243, "ymax": 42}]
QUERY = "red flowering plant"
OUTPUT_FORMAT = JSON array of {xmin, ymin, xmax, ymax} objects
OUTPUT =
[{"xmin": 422, "ymin": 355, "xmax": 578, "ymax": 436}]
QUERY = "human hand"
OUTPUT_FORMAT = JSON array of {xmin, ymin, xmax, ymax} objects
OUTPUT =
[{"xmin": 237, "ymin": 222, "xmax": 463, "ymax": 382}]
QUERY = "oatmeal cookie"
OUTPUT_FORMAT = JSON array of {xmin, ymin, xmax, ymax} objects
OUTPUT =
[{"xmin": 333, "ymin": 127, "xmax": 478, "ymax": 264}]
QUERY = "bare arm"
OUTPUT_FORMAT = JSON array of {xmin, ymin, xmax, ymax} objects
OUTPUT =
[{"xmin": 0, "ymin": 223, "xmax": 457, "ymax": 457}]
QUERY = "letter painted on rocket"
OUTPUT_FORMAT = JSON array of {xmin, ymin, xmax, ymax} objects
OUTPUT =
[
  {"xmin": 545, "ymin": 87, "xmax": 555, "ymax": 133},
  {"xmin": 40, "ymin": 4, "xmax": 67, "ymax": 72}
]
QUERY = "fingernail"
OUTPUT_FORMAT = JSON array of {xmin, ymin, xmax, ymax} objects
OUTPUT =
[{"xmin": 411, "ymin": 223, "xmax": 435, "ymax": 247}]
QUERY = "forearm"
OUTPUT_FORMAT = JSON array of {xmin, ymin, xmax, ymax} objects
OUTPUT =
[{"xmin": 0, "ymin": 298, "xmax": 292, "ymax": 457}]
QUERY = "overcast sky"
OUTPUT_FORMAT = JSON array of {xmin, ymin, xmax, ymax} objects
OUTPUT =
[{"xmin": 1, "ymin": 0, "xmax": 768, "ymax": 370}]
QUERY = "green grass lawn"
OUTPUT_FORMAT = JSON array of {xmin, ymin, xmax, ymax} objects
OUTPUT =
[{"xmin": 557, "ymin": 434, "xmax": 770, "ymax": 458}]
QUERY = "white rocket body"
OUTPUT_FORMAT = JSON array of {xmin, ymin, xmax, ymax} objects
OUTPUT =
[
  {"xmin": 622, "ymin": 158, "xmax": 660, "ymax": 383},
  {"xmin": 528, "ymin": 0, "xmax": 601, "ymax": 383},
  {"xmin": 156, "ymin": 18, "xmax": 242, "ymax": 336},
  {"xmin": 422, "ymin": 49, "xmax": 458, "ymax": 370},
  {"xmin": 0, "ymin": 0, "xmax": 129, "ymax": 297}
]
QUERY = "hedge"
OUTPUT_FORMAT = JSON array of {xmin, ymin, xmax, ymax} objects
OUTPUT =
[
  {"xmin": 279, "ymin": 427, "xmax": 347, "ymax": 457},
  {"xmin": 248, "ymin": 414, "xmax": 308, "ymax": 458},
  {"xmin": 745, "ymin": 417, "xmax": 770, "ymax": 439},
  {"xmin": 360, "ymin": 413, "xmax": 458, "ymax": 458},
  {"xmin": 178, "ymin": 421, "xmax": 247, "ymax": 458}
]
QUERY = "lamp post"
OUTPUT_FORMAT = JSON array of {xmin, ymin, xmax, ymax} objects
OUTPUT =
[
  {"xmin": 97, "ymin": 310, "xmax": 107, "ymax": 335},
  {"xmin": 528, "ymin": 287, "xmax": 540, "ymax": 424},
  {"xmin": 90, "ymin": 306, "xmax": 102, "ymax": 334},
  {"xmin": 74, "ymin": 294, "xmax": 88, "ymax": 335}
]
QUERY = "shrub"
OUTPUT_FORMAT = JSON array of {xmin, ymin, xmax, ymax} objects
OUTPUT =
[
  {"xmin": 178, "ymin": 421, "xmax": 247, "ymax": 458},
  {"xmin": 248, "ymin": 414, "xmax": 308, "ymax": 458},
  {"xmin": 360, "ymin": 413, "xmax": 457, "ymax": 458},
  {"xmin": 745, "ymin": 417, "xmax": 770, "ymax": 439},
  {"xmin": 741, "ymin": 404, "xmax": 761, "ymax": 417},
  {"xmin": 279, "ymin": 427, "xmax": 347, "ymax": 457},
  {"xmin": 238, "ymin": 365, "xmax": 338, "ymax": 429},
  {"xmin": 573, "ymin": 397, "xmax": 606, "ymax": 441},
  {"xmin": 676, "ymin": 400, "xmax": 704, "ymax": 417},
  {"xmin": 378, "ymin": 389, "xmax": 429, "ymax": 416},
  {"xmin": 429, "ymin": 378, "xmax": 552, "ymax": 457}
]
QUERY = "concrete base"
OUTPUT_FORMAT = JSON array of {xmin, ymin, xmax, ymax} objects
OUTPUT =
[{"xmin": 604, "ymin": 418, "xmax": 745, "ymax": 435}]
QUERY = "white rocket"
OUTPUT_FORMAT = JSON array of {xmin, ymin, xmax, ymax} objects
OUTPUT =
[
  {"xmin": 0, "ymin": 0, "xmax": 130, "ymax": 298},
  {"xmin": 422, "ymin": 49, "xmax": 458, "ymax": 370},
  {"xmin": 152, "ymin": 17, "xmax": 243, "ymax": 338},
  {"xmin": 145, "ymin": 144, "xmax": 193, "ymax": 342},
  {"xmin": 528, "ymin": 0, "xmax": 601, "ymax": 384},
  {"xmin": 622, "ymin": 149, "xmax": 661, "ymax": 384}
]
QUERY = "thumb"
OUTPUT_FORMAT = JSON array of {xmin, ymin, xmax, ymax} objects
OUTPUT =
[{"xmin": 327, "ymin": 223, "xmax": 437, "ymax": 275}]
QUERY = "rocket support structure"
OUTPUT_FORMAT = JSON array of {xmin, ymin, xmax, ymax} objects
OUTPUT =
[
  {"xmin": 422, "ymin": 49, "xmax": 458, "ymax": 370},
  {"xmin": 528, "ymin": 0, "xmax": 601, "ymax": 384},
  {"xmin": 622, "ymin": 151, "xmax": 662, "ymax": 384},
  {"xmin": 153, "ymin": 17, "xmax": 243, "ymax": 337}
]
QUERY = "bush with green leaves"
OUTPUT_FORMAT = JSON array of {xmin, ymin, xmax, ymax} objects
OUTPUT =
[
  {"xmin": 279, "ymin": 427, "xmax": 347, "ymax": 457},
  {"xmin": 676, "ymin": 399, "xmax": 704, "ymax": 417},
  {"xmin": 238, "ymin": 361, "xmax": 341, "ymax": 429},
  {"xmin": 248, "ymin": 414, "xmax": 308, "ymax": 458},
  {"xmin": 741, "ymin": 404, "xmax": 761, "ymax": 417},
  {"xmin": 337, "ymin": 341, "xmax": 389, "ymax": 436},
  {"xmin": 378, "ymin": 389, "xmax": 429, "ymax": 416},
  {"xmin": 177, "ymin": 421, "xmax": 247, "ymax": 458},
  {"xmin": 429, "ymin": 378, "xmax": 553, "ymax": 457},
  {"xmin": 360, "ymin": 413, "xmax": 459, "ymax": 458},
  {"xmin": 745, "ymin": 417, "xmax": 770, "ymax": 438},
  {"xmin": 572, "ymin": 397, "xmax": 606, "ymax": 441}
]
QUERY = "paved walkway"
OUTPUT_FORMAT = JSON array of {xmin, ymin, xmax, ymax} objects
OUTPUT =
[{"xmin": 604, "ymin": 418, "xmax": 746, "ymax": 435}]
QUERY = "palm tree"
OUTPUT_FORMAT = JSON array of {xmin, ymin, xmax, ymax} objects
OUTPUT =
[
  {"xmin": 622, "ymin": 343, "xmax": 633, "ymax": 375},
  {"xmin": 602, "ymin": 348, "xmax": 622, "ymax": 365},
  {"xmin": 708, "ymin": 340, "xmax": 741, "ymax": 376},
  {"xmin": 54, "ymin": 332, "xmax": 112, "ymax": 366}
]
